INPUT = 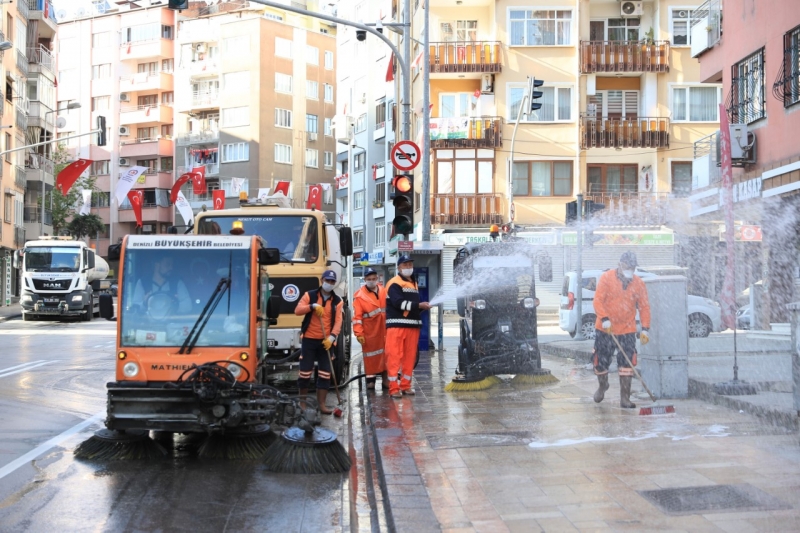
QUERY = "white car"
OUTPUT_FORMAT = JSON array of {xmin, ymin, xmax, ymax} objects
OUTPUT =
[{"xmin": 558, "ymin": 269, "xmax": 723, "ymax": 339}]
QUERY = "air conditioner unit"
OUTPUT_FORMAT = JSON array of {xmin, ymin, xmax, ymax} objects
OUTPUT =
[
  {"xmin": 307, "ymin": 132, "xmax": 318, "ymax": 142},
  {"xmin": 119, "ymin": 126, "xmax": 130, "ymax": 136},
  {"xmin": 715, "ymin": 126, "xmax": 757, "ymax": 167},
  {"xmin": 620, "ymin": 1, "xmax": 643, "ymax": 17},
  {"xmin": 481, "ymin": 74, "xmax": 494, "ymax": 95},
  {"xmin": 196, "ymin": 44, "xmax": 206, "ymax": 53},
  {"xmin": 119, "ymin": 93, "xmax": 130, "ymax": 102},
  {"xmin": 119, "ymin": 158, "xmax": 130, "ymax": 166}
]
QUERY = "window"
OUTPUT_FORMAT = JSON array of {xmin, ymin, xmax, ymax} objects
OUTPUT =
[
  {"xmin": 324, "ymin": 118, "xmax": 332, "ymax": 136},
  {"xmin": 354, "ymin": 190, "xmax": 365, "ymax": 210},
  {"xmin": 276, "ymin": 37, "xmax": 292, "ymax": 58},
  {"xmin": 440, "ymin": 20, "xmax": 478, "ymax": 41},
  {"xmin": 509, "ymin": 85, "xmax": 572, "ymax": 122},
  {"xmin": 275, "ymin": 144, "xmax": 292, "ymax": 164},
  {"xmin": 136, "ymin": 159, "xmax": 158, "ymax": 173},
  {"xmin": 4, "ymin": 194, "xmax": 10, "ymax": 223},
  {"xmin": 306, "ymin": 45, "xmax": 319, "ymax": 65},
  {"xmin": 306, "ymin": 80, "xmax": 318, "ymax": 99},
  {"xmin": 375, "ymin": 181, "xmax": 386, "ymax": 204},
  {"xmin": 161, "ymin": 157, "xmax": 173, "ymax": 172},
  {"xmin": 324, "ymin": 50, "xmax": 334, "ymax": 69},
  {"xmin": 222, "ymin": 142, "xmax": 250, "ymax": 162},
  {"xmin": 275, "ymin": 73, "xmax": 293, "ymax": 93},
  {"xmin": 3, "ymin": 133, "xmax": 9, "ymax": 162},
  {"xmin": 90, "ymin": 193, "xmax": 111, "ymax": 209},
  {"xmin": 324, "ymin": 83, "xmax": 334, "ymax": 102},
  {"xmin": 91, "ymin": 96, "xmax": 110, "ymax": 112},
  {"xmin": 586, "ymin": 90, "xmax": 639, "ymax": 120},
  {"xmin": 324, "ymin": 151, "xmax": 333, "ymax": 169},
  {"xmin": 353, "ymin": 228, "xmax": 364, "ymax": 248},
  {"xmin": 440, "ymin": 92, "xmax": 479, "ymax": 118},
  {"xmin": 671, "ymin": 162, "xmax": 692, "ymax": 197},
  {"xmin": 92, "ymin": 64, "xmax": 111, "ymax": 80},
  {"xmin": 58, "ymin": 69, "xmax": 77, "ymax": 89},
  {"xmin": 607, "ymin": 18, "xmax": 640, "ymax": 41},
  {"xmin": 730, "ymin": 49, "xmax": 766, "ymax": 124},
  {"xmin": 162, "ymin": 58, "xmax": 174, "ymax": 72},
  {"xmin": 137, "ymin": 127, "xmax": 157, "ymax": 140},
  {"xmin": 435, "ymin": 149, "xmax": 495, "ymax": 195},
  {"xmin": 91, "ymin": 160, "xmax": 110, "ymax": 175},
  {"xmin": 161, "ymin": 91, "xmax": 174, "ymax": 104},
  {"xmin": 121, "ymin": 23, "xmax": 166, "ymax": 43},
  {"xmin": 512, "ymin": 161, "xmax": 572, "ymax": 197},
  {"xmin": 778, "ymin": 26, "xmax": 800, "ymax": 108},
  {"xmin": 672, "ymin": 86, "xmax": 722, "ymax": 121},
  {"xmin": 670, "ymin": 9, "xmax": 696, "ymax": 46},
  {"xmin": 305, "ymin": 149, "xmax": 318, "ymax": 168},
  {"xmin": 375, "ymin": 218, "xmax": 386, "ymax": 246},
  {"xmin": 222, "ymin": 106, "xmax": 250, "ymax": 127},
  {"xmin": 275, "ymin": 108, "xmax": 292, "ymax": 128},
  {"xmin": 138, "ymin": 62, "xmax": 158, "ymax": 74},
  {"xmin": 138, "ymin": 94, "xmax": 158, "ymax": 107},
  {"xmin": 223, "ymin": 71, "xmax": 250, "ymax": 91},
  {"xmin": 92, "ymin": 32, "xmax": 110, "ymax": 48},
  {"xmin": 223, "ymin": 35, "xmax": 250, "ymax": 54},
  {"xmin": 354, "ymin": 152, "xmax": 366, "ymax": 172},
  {"xmin": 356, "ymin": 114, "xmax": 367, "ymax": 132},
  {"xmin": 162, "ymin": 25, "xmax": 174, "ymax": 39},
  {"xmin": 306, "ymin": 114, "xmax": 318, "ymax": 133},
  {"xmin": 509, "ymin": 9, "xmax": 572, "ymax": 46},
  {"xmin": 587, "ymin": 164, "xmax": 637, "ymax": 193}
]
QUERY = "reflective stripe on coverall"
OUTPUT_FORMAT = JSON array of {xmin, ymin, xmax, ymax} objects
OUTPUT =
[{"xmin": 353, "ymin": 284, "xmax": 386, "ymax": 377}]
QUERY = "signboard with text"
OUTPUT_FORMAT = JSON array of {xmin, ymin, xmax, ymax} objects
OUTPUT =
[{"xmin": 562, "ymin": 232, "xmax": 674, "ymax": 246}]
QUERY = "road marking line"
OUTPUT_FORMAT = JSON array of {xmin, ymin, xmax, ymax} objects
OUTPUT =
[
  {"xmin": 0, "ymin": 361, "xmax": 55, "ymax": 379},
  {"xmin": 0, "ymin": 360, "xmax": 46, "ymax": 374},
  {"xmin": 0, "ymin": 410, "xmax": 105, "ymax": 481}
]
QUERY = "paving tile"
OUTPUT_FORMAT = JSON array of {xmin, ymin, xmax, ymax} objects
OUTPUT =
[
  {"xmin": 533, "ymin": 516, "xmax": 580, "ymax": 532},
  {"xmin": 471, "ymin": 519, "xmax": 512, "ymax": 533},
  {"xmin": 710, "ymin": 519, "xmax": 761, "ymax": 533}
]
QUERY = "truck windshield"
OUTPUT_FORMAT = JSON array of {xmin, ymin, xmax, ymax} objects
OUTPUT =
[
  {"xmin": 25, "ymin": 247, "xmax": 81, "ymax": 272},
  {"xmin": 197, "ymin": 215, "xmax": 319, "ymax": 263},
  {"xmin": 120, "ymin": 248, "xmax": 251, "ymax": 348}
]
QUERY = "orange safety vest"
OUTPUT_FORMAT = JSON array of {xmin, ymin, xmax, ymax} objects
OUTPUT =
[
  {"xmin": 353, "ymin": 284, "xmax": 387, "ymax": 375},
  {"xmin": 593, "ymin": 269, "xmax": 651, "ymax": 335}
]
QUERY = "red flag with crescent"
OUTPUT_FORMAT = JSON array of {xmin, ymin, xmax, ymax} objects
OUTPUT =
[
  {"xmin": 170, "ymin": 172, "xmax": 193, "ymax": 204},
  {"xmin": 127, "ymin": 190, "xmax": 144, "ymax": 227},
  {"xmin": 191, "ymin": 166, "xmax": 206, "ymax": 195},
  {"xmin": 386, "ymin": 52, "xmax": 395, "ymax": 82},
  {"xmin": 55, "ymin": 159, "xmax": 93, "ymax": 194},
  {"xmin": 212, "ymin": 189, "xmax": 225, "ymax": 210},
  {"xmin": 306, "ymin": 184, "xmax": 323, "ymax": 210},
  {"xmin": 274, "ymin": 181, "xmax": 291, "ymax": 197}
]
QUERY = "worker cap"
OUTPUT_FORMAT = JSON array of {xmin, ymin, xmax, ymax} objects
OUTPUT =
[
  {"xmin": 397, "ymin": 254, "xmax": 414, "ymax": 265},
  {"xmin": 619, "ymin": 251, "xmax": 638, "ymax": 267},
  {"xmin": 322, "ymin": 269, "xmax": 337, "ymax": 282},
  {"xmin": 363, "ymin": 267, "xmax": 378, "ymax": 277}
]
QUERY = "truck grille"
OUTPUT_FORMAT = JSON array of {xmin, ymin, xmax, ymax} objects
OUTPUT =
[{"xmin": 31, "ymin": 279, "xmax": 72, "ymax": 291}]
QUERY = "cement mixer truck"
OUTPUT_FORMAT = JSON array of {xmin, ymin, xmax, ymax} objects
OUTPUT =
[{"xmin": 14, "ymin": 237, "xmax": 110, "ymax": 322}]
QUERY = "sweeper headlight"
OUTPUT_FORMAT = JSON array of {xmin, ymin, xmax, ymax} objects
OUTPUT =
[
  {"xmin": 122, "ymin": 362, "xmax": 139, "ymax": 377},
  {"xmin": 474, "ymin": 299, "xmax": 486, "ymax": 310},
  {"xmin": 523, "ymin": 297, "xmax": 539, "ymax": 309}
]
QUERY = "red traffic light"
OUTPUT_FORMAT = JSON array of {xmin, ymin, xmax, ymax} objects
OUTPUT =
[{"xmin": 393, "ymin": 175, "xmax": 412, "ymax": 193}]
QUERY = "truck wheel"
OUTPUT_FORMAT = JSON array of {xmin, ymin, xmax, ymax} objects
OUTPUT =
[{"xmin": 82, "ymin": 305, "xmax": 92, "ymax": 322}]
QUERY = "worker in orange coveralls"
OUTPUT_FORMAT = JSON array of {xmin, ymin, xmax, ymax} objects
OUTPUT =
[
  {"xmin": 592, "ymin": 251, "xmax": 651, "ymax": 409},
  {"xmin": 353, "ymin": 267, "xmax": 388, "ymax": 391},
  {"xmin": 384, "ymin": 255, "xmax": 431, "ymax": 399}
]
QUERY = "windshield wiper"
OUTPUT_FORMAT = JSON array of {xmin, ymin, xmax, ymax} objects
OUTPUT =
[
  {"xmin": 280, "ymin": 252, "xmax": 295, "ymax": 264},
  {"xmin": 179, "ymin": 277, "xmax": 231, "ymax": 354}
]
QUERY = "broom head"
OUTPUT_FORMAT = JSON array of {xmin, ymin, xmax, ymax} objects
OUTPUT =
[
  {"xmin": 445, "ymin": 375, "xmax": 502, "ymax": 392},
  {"xmin": 263, "ymin": 426, "xmax": 351, "ymax": 474},
  {"xmin": 74, "ymin": 429, "xmax": 168, "ymax": 461},
  {"xmin": 511, "ymin": 370, "xmax": 560, "ymax": 386},
  {"xmin": 197, "ymin": 425, "xmax": 277, "ymax": 460},
  {"xmin": 639, "ymin": 405, "xmax": 676, "ymax": 416}
]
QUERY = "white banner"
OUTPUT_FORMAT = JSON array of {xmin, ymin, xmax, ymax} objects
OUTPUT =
[
  {"xmin": 175, "ymin": 191, "xmax": 194, "ymax": 226},
  {"xmin": 231, "ymin": 177, "xmax": 246, "ymax": 194},
  {"xmin": 115, "ymin": 166, "xmax": 149, "ymax": 205},
  {"xmin": 257, "ymin": 188, "xmax": 271, "ymax": 200},
  {"xmin": 79, "ymin": 189, "xmax": 92, "ymax": 215}
]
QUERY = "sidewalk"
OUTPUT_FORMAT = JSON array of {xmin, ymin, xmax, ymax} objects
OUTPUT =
[{"xmin": 0, "ymin": 303, "xmax": 21, "ymax": 322}]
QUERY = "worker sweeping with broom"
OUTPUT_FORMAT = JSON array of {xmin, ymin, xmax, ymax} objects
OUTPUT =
[
  {"xmin": 592, "ymin": 251, "xmax": 651, "ymax": 409},
  {"xmin": 353, "ymin": 268, "xmax": 388, "ymax": 391}
]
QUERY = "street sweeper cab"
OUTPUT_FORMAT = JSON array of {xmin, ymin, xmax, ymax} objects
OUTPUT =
[
  {"xmin": 447, "ymin": 239, "xmax": 557, "ymax": 390},
  {"xmin": 193, "ymin": 193, "xmax": 354, "ymax": 389}
]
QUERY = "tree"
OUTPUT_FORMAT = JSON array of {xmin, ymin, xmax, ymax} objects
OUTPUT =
[
  {"xmin": 67, "ymin": 213, "xmax": 106, "ymax": 239},
  {"xmin": 48, "ymin": 144, "xmax": 101, "ymax": 236}
]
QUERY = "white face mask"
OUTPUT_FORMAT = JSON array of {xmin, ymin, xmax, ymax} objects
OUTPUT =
[
  {"xmin": 622, "ymin": 270, "xmax": 634, "ymax": 279},
  {"xmin": 365, "ymin": 280, "xmax": 378, "ymax": 289},
  {"xmin": 322, "ymin": 281, "xmax": 336, "ymax": 292},
  {"xmin": 401, "ymin": 268, "xmax": 414, "ymax": 277}
]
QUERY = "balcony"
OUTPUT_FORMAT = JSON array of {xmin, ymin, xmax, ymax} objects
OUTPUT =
[
  {"xmin": 120, "ymin": 39, "xmax": 173, "ymax": 60},
  {"xmin": 692, "ymin": 130, "xmax": 720, "ymax": 190},
  {"xmin": 120, "ymin": 104, "xmax": 174, "ymax": 125},
  {"xmin": 430, "ymin": 116, "xmax": 502, "ymax": 149},
  {"xmin": 184, "ymin": 59, "xmax": 219, "ymax": 77},
  {"xmin": 25, "ymin": 155, "xmax": 54, "ymax": 187},
  {"xmin": 17, "ymin": 0, "xmax": 29, "ymax": 19},
  {"xmin": 191, "ymin": 90, "xmax": 220, "ymax": 109},
  {"xmin": 432, "ymin": 193, "xmax": 503, "ymax": 226},
  {"xmin": 120, "ymin": 137, "xmax": 174, "ymax": 158},
  {"xmin": 580, "ymin": 41, "xmax": 670, "ymax": 73},
  {"xmin": 119, "ymin": 72, "xmax": 174, "ymax": 93},
  {"xmin": 175, "ymin": 130, "xmax": 219, "ymax": 146},
  {"xmin": 27, "ymin": 100, "xmax": 54, "ymax": 130},
  {"xmin": 27, "ymin": 1, "xmax": 58, "ymax": 37},
  {"xmin": 27, "ymin": 44, "xmax": 54, "ymax": 75},
  {"xmin": 24, "ymin": 206, "xmax": 52, "ymax": 226},
  {"xmin": 118, "ymin": 205, "xmax": 173, "ymax": 224},
  {"xmin": 583, "ymin": 192, "xmax": 687, "ymax": 226},
  {"xmin": 178, "ymin": 163, "xmax": 219, "ymax": 177},
  {"xmin": 690, "ymin": 0, "xmax": 722, "ymax": 58},
  {"xmin": 429, "ymin": 41, "xmax": 502, "ymax": 74},
  {"xmin": 15, "ymin": 226, "xmax": 26, "ymax": 246},
  {"xmin": 15, "ymin": 165, "xmax": 26, "ymax": 189},
  {"xmin": 15, "ymin": 107, "xmax": 28, "ymax": 130},
  {"xmin": 580, "ymin": 115, "xmax": 669, "ymax": 149},
  {"xmin": 16, "ymin": 49, "xmax": 28, "ymax": 78}
]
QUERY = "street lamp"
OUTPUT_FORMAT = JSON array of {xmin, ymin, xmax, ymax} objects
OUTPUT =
[
  {"xmin": 40, "ymin": 102, "xmax": 82, "ymax": 236},
  {"xmin": 0, "ymin": 41, "xmax": 12, "ymax": 52}
]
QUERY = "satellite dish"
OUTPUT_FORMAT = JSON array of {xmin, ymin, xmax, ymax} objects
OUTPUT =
[
  {"xmin": 75, "ymin": 7, "xmax": 87, "ymax": 18},
  {"xmin": 56, "ymin": 117, "xmax": 67, "ymax": 129},
  {"xmin": 56, "ymin": 9, "xmax": 68, "ymax": 21}
]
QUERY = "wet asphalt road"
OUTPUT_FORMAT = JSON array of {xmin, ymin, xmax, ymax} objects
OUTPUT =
[{"xmin": 0, "ymin": 318, "xmax": 348, "ymax": 532}]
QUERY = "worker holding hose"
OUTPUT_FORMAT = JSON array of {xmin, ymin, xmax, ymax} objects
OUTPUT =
[
  {"xmin": 592, "ymin": 251, "xmax": 651, "ymax": 409},
  {"xmin": 353, "ymin": 268, "xmax": 387, "ymax": 391}
]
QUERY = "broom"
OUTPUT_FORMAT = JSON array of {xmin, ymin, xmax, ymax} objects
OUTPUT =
[
  {"xmin": 610, "ymin": 333, "xmax": 675, "ymax": 416},
  {"xmin": 510, "ymin": 370, "xmax": 560, "ymax": 386},
  {"xmin": 74, "ymin": 429, "xmax": 168, "ymax": 461},
  {"xmin": 197, "ymin": 425, "xmax": 278, "ymax": 460},
  {"xmin": 445, "ymin": 375, "xmax": 503, "ymax": 392},
  {"xmin": 263, "ymin": 426, "xmax": 351, "ymax": 474},
  {"xmin": 320, "ymin": 315, "xmax": 343, "ymax": 418}
]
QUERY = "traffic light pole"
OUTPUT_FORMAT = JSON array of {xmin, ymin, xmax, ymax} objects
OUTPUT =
[
  {"xmin": 575, "ymin": 193, "xmax": 584, "ymax": 340},
  {"xmin": 508, "ymin": 77, "xmax": 533, "ymax": 224}
]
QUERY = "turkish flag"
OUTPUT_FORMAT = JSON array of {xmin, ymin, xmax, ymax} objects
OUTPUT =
[
  {"xmin": 306, "ymin": 184, "xmax": 323, "ymax": 210},
  {"xmin": 55, "ymin": 159, "xmax": 93, "ymax": 194},
  {"xmin": 191, "ymin": 166, "xmax": 206, "ymax": 195},
  {"xmin": 212, "ymin": 189, "xmax": 225, "ymax": 210},
  {"xmin": 273, "ymin": 181, "xmax": 291, "ymax": 197},
  {"xmin": 386, "ymin": 52, "xmax": 395, "ymax": 82},
  {"xmin": 170, "ymin": 172, "xmax": 193, "ymax": 204},
  {"xmin": 127, "ymin": 190, "xmax": 144, "ymax": 227}
]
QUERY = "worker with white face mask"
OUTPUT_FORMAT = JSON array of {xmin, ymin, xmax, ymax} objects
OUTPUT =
[{"xmin": 353, "ymin": 268, "xmax": 387, "ymax": 391}]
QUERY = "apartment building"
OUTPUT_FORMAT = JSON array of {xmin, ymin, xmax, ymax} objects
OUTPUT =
[
  {"xmin": 689, "ymin": 0, "xmax": 800, "ymax": 321},
  {"xmin": 56, "ymin": 0, "xmax": 177, "ymax": 256},
  {"xmin": 174, "ymin": 1, "xmax": 338, "ymax": 222}
]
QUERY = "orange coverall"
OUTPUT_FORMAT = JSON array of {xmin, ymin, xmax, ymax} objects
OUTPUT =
[
  {"xmin": 593, "ymin": 269, "xmax": 651, "ymax": 335},
  {"xmin": 352, "ymin": 284, "xmax": 387, "ymax": 377}
]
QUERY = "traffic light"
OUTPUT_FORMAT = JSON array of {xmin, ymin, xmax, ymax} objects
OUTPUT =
[
  {"xmin": 96, "ymin": 116, "xmax": 106, "ymax": 147},
  {"xmin": 529, "ymin": 78, "xmax": 544, "ymax": 112},
  {"xmin": 356, "ymin": 29, "xmax": 367, "ymax": 41},
  {"xmin": 167, "ymin": 0, "xmax": 189, "ymax": 10},
  {"xmin": 565, "ymin": 200, "xmax": 578, "ymax": 225},
  {"xmin": 391, "ymin": 173, "xmax": 414, "ymax": 236},
  {"xmin": 584, "ymin": 200, "xmax": 605, "ymax": 219}
]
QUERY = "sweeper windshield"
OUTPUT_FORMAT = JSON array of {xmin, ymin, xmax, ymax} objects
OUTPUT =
[{"xmin": 120, "ymin": 247, "xmax": 251, "ymax": 348}]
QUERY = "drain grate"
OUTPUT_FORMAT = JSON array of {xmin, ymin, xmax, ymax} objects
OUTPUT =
[
  {"xmin": 638, "ymin": 484, "xmax": 790, "ymax": 516},
  {"xmin": 427, "ymin": 431, "xmax": 533, "ymax": 450}
]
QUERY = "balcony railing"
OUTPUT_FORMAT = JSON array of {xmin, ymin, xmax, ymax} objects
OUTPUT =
[
  {"xmin": 27, "ymin": 44, "xmax": 54, "ymax": 73},
  {"xmin": 580, "ymin": 115, "xmax": 670, "ymax": 149},
  {"xmin": 24, "ymin": 206, "xmax": 52, "ymax": 225},
  {"xmin": 178, "ymin": 163, "xmax": 219, "ymax": 177},
  {"xmin": 15, "ymin": 226, "xmax": 26, "ymax": 246},
  {"xmin": 192, "ymin": 90, "xmax": 220, "ymax": 107},
  {"xmin": 432, "ymin": 193, "xmax": 503, "ymax": 226},
  {"xmin": 690, "ymin": 0, "xmax": 722, "ymax": 58},
  {"xmin": 429, "ymin": 41, "xmax": 502, "ymax": 73},
  {"xmin": 17, "ymin": 0, "xmax": 29, "ymax": 19},
  {"xmin": 430, "ymin": 116, "xmax": 502, "ymax": 148},
  {"xmin": 28, "ymin": 0, "xmax": 57, "ymax": 22},
  {"xmin": 16, "ymin": 49, "xmax": 28, "ymax": 77},
  {"xmin": 15, "ymin": 107, "xmax": 28, "ymax": 130},
  {"xmin": 583, "ymin": 192, "xmax": 685, "ymax": 226},
  {"xmin": 175, "ymin": 130, "xmax": 219, "ymax": 146},
  {"xmin": 15, "ymin": 165, "xmax": 25, "ymax": 188},
  {"xmin": 580, "ymin": 41, "xmax": 670, "ymax": 73},
  {"xmin": 28, "ymin": 101, "xmax": 55, "ymax": 129},
  {"xmin": 26, "ymin": 154, "xmax": 54, "ymax": 174}
]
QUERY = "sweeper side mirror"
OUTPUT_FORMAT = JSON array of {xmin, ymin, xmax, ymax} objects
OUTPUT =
[
  {"xmin": 339, "ymin": 227, "xmax": 353, "ymax": 257},
  {"xmin": 99, "ymin": 293, "xmax": 115, "ymax": 320},
  {"xmin": 107, "ymin": 244, "xmax": 121, "ymax": 261},
  {"xmin": 258, "ymin": 247, "xmax": 281, "ymax": 266}
]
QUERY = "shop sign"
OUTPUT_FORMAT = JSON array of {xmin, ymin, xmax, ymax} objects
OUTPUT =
[
  {"xmin": 719, "ymin": 225, "xmax": 762, "ymax": 242},
  {"xmin": 563, "ymin": 232, "xmax": 674, "ymax": 246},
  {"xmin": 439, "ymin": 232, "xmax": 557, "ymax": 246},
  {"xmin": 721, "ymin": 176, "xmax": 762, "ymax": 204}
]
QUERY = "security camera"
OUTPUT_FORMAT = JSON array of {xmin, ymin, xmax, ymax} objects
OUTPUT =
[
  {"xmin": 376, "ymin": 21, "xmax": 383, "ymax": 34},
  {"xmin": 356, "ymin": 29, "xmax": 366, "ymax": 41}
]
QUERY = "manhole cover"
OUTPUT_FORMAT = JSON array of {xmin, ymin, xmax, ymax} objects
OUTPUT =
[
  {"xmin": 638, "ymin": 484, "xmax": 790, "ymax": 516},
  {"xmin": 427, "ymin": 432, "xmax": 533, "ymax": 450}
]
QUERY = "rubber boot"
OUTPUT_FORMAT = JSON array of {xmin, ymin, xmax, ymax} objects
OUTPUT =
[
  {"xmin": 593, "ymin": 373, "xmax": 609, "ymax": 403},
  {"xmin": 299, "ymin": 388, "xmax": 309, "ymax": 411},
  {"xmin": 317, "ymin": 388, "xmax": 333, "ymax": 415},
  {"xmin": 381, "ymin": 371, "xmax": 390, "ymax": 390},
  {"xmin": 620, "ymin": 376, "xmax": 636, "ymax": 409}
]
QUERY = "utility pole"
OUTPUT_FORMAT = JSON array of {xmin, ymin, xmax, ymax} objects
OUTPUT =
[
  {"xmin": 421, "ymin": 0, "xmax": 431, "ymax": 241},
  {"xmin": 508, "ymin": 77, "xmax": 533, "ymax": 223},
  {"xmin": 575, "ymin": 193, "xmax": 584, "ymax": 340}
]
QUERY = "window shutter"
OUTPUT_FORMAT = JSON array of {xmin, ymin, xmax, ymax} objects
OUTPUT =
[
  {"xmin": 624, "ymin": 91, "xmax": 639, "ymax": 119},
  {"xmin": 607, "ymin": 91, "xmax": 623, "ymax": 118}
]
